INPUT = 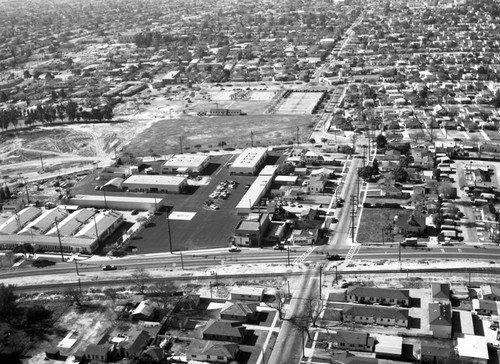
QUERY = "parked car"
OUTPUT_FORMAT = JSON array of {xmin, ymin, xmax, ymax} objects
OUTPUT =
[
  {"xmin": 228, "ymin": 246, "xmax": 241, "ymax": 252},
  {"xmin": 326, "ymin": 254, "xmax": 344, "ymax": 261},
  {"xmin": 273, "ymin": 244, "xmax": 286, "ymax": 250},
  {"xmin": 102, "ymin": 265, "xmax": 117, "ymax": 271}
]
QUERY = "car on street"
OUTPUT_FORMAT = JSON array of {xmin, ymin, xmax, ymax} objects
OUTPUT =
[
  {"xmin": 326, "ymin": 254, "xmax": 344, "ymax": 261},
  {"xmin": 102, "ymin": 265, "xmax": 117, "ymax": 271},
  {"xmin": 228, "ymin": 246, "xmax": 241, "ymax": 252},
  {"xmin": 273, "ymin": 244, "xmax": 286, "ymax": 250}
]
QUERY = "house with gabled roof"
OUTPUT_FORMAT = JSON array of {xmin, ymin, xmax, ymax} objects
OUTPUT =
[
  {"xmin": 345, "ymin": 286, "xmax": 410, "ymax": 307},
  {"xmin": 202, "ymin": 320, "xmax": 246, "ymax": 343},
  {"xmin": 330, "ymin": 330, "xmax": 376, "ymax": 352},
  {"xmin": 480, "ymin": 284, "xmax": 500, "ymax": 301},
  {"xmin": 431, "ymin": 283, "xmax": 451, "ymax": 303},
  {"xmin": 220, "ymin": 301, "xmax": 258, "ymax": 323},
  {"xmin": 395, "ymin": 212, "xmax": 426, "ymax": 237},
  {"xmin": 342, "ymin": 305, "xmax": 409, "ymax": 328},
  {"xmin": 429, "ymin": 302, "xmax": 452, "ymax": 339},
  {"xmin": 186, "ymin": 340, "xmax": 239, "ymax": 363}
]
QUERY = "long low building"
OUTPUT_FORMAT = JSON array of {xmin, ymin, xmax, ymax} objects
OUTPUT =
[
  {"xmin": 0, "ymin": 207, "xmax": 124, "ymax": 254},
  {"xmin": 160, "ymin": 154, "xmax": 210, "ymax": 175},
  {"xmin": 122, "ymin": 175, "xmax": 187, "ymax": 193},
  {"xmin": 70, "ymin": 195, "xmax": 166, "ymax": 211},
  {"xmin": 235, "ymin": 165, "xmax": 278, "ymax": 214},
  {"xmin": 229, "ymin": 147, "xmax": 268, "ymax": 175}
]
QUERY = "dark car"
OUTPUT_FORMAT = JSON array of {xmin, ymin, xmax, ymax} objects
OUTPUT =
[
  {"xmin": 102, "ymin": 265, "xmax": 117, "ymax": 271},
  {"xmin": 273, "ymin": 244, "xmax": 286, "ymax": 250},
  {"xmin": 326, "ymin": 254, "xmax": 344, "ymax": 261},
  {"xmin": 131, "ymin": 209, "xmax": 139, "ymax": 215}
]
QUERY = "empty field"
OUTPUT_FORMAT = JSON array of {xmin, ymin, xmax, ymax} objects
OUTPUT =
[
  {"xmin": 357, "ymin": 208, "xmax": 404, "ymax": 244},
  {"xmin": 123, "ymin": 114, "xmax": 314, "ymax": 156},
  {"xmin": 275, "ymin": 92, "xmax": 323, "ymax": 114}
]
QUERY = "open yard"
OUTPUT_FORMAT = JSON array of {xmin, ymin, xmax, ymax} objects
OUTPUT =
[
  {"xmin": 357, "ymin": 207, "xmax": 405, "ymax": 244},
  {"xmin": 122, "ymin": 114, "xmax": 314, "ymax": 156}
]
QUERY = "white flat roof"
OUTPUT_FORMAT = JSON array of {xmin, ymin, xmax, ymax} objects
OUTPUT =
[
  {"xmin": 275, "ymin": 176, "xmax": 298, "ymax": 183},
  {"xmin": 260, "ymin": 165, "xmax": 278, "ymax": 176},
  {"xmin": 231, "ymin": 148, "xmax": 268, "ymax": 169},
  {"xmin": 71, "ymin": 195, "xmax": 165, "ymax": 203},
  {"xmin": 123, "ymin": 175, "xmax": 187, "ymax": 186},
  {"xmin": 375, "ymin": 335, "xmax": 402, "ymax": 356},
  {"xmin": 457, "ymin": 335, "xmax": 489, "ymax": 360},
  {"xmin": 162, "ymin": 154, "xmax": 210, "ymax": 168},
  {"xmin": 236, "ymin": 174, "xmax": 274, "ymax": 210}
]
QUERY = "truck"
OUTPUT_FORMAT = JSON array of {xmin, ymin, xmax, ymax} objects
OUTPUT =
[{"xmin": 400, "ymin": 238, "xmax": 418, "ymax": 246}]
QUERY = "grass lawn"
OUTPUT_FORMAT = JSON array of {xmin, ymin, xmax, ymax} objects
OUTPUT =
[
  {"xmin": 357, "ymin": 208, "xmax": 404, "ymax": 244},
  {"xmin": 123, "ymin": 114, "xmax": 314, "ymax": 156},
  {"xmin": 484, "ymin": 129, "xmax": 500, "ymax": 141}
]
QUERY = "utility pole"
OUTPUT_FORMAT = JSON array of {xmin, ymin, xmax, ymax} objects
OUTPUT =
[
  {"xmin": 251, "ymin": 131, "xmax": 254, "ymax": 148},
  {"xmin": 180, "ymin": 250, "xmax": 184, "ymax": 270},
  {"xmin": 92, "ymin": 215, "xmax": 100, "ymax": 243},
  {"xmin": 319, "ymin": 265, "xmax": 322, "ymax": 298},
  {"xmin": 350, "ymin": 195, "xmax": 356, "ymax": 242},
  {"xmin": 296, "ymin": 126, "xmax": 300, "ymax": 146},
  {"xmin": 167, "ymin": 212, "xmax": 173, "ymax": 254},
  {"xmin": 287, "ymin": 247, "xmax": 290, "ymax": 266},
  {"xmin": 54, "ymin": 218, "xmax": 65, "ymax": 262},
  {"xmin": 78, "ymin": 278, "xmax": 83, "ymax": 296},
  {"xmin": 74, "ymin": 259, "xmax": 80, "ymax": 276},
  {"xmin": 102, "ymin": 188, "xmax": 108, "ymax": 209},
  {"xmin": 39, "ymin": 154, "xmax": 44, "ymax": 172},
  {"xmin": 398, "ymin": 242, "xmax": 402, "ymax": 271},
  {"xmin": 179, "ymin": 136, "xmax": 183, "ymax": 154},
  {"xmin": 24, "ymin": 180, "xmax": 30, "ymax": 204}
]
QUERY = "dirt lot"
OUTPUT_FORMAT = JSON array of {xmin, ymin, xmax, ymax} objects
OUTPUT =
[
  {"xmin": 357, "ymin": 207, "xmax": 405, "ymax": 244},
  {"xmin": 122, "ymin": 114, "xmax": 314, "ymax": 156}
]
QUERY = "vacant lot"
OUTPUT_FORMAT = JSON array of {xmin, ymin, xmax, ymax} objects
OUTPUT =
[
  {"xmin": 122, "ymin": 114, "xmax": 314, "ymax": 156},
  {"xmin": 357, "ymin": 208, "xmax": 404, "ymax": 244}
]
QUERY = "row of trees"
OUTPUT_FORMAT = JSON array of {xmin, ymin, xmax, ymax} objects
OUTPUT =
[{"xmin": 0, "ymin": 101, "xmax": 114, "ymax": 130}]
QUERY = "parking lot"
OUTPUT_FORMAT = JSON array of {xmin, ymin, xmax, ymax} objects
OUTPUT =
[{"xmin": 131, "ymin": 154, "xmax": 259, "ymax": 253}]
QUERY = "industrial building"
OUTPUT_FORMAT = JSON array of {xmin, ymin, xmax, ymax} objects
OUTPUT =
[
  {"xmin": 122, "ymin": 175, "xmax": 187, "ymax": 193},
  {"xmin": 69, "ymin": 195, "xmax": 166, "ymax": 211},
  {"xmin": 0, "ymin": 207, "xmax": 124, "ymax": 254},
  {"xmin": 235, "ymin": 165, "xmax": 278, "ymax": 214},
  {"xmin": 234, "ymin": 213, "xmax": 270, "ymax": 247},
  {"xmin": 229, "ymin": 148, "xmax": 268, "ymax": 175},
  {"xmin": 160, "ymin": 154, "xmax": 210, "ymax": 175}
]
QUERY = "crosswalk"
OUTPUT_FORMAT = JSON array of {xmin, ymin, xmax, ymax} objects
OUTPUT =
[{"xmin": 344, "ymin": 244, "xmax": 361, "ymax": 265}]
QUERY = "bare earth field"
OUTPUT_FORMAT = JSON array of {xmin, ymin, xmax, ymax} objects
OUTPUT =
[{"xmin": 122, "ymin": 114, "xmax": 315, "ymax": 156}]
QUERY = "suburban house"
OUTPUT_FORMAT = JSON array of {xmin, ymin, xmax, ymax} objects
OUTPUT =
[
  {"xmin": 431, "ymin": 283, "xmax": 451, "ymax": 303},
  {"xmin": 202, "ymin": 320, "xmax": 246, "ymax": 344},
  {"xmin": 84, "ymin": 344, "xmax": 109, "ymax": 362},
  {"xmin": 480, "ymin": 284, "xmax": 500, "ymax": 301},
  {"xmin": 342, "ymin": 305, "xmax": 409, "ymax": 328},
  {"xmin": 117, "ymin": 329, "xmax": 151, "ymax": 359},
  {"xmin": 345, "ymin": 286, "xmax": 410, "ymax": 307},
  {"xmin": 428, "ymin": 303, "xmax": 452, "ymax": 339},
  {"xmin": 131, "ymin": 300, "xmax": 156, "ymax": 321},
  {"xmin": 330, "ymin": 330, "xmax": 376, "ymax": 352},
  {"xmin": 472, "ymin": 299, "xmax": 500, "ymax": 316},
  {"xmin": 186, "ymin": 340, "xmax": 239, "ymax": 363},
  {"xmin": 308, "ymin": 174, "xmax": 328, "ymax": 193},
  {"xmin": 220, "ymin": 301, "xmax": 258, "ymax": 323},
  {"xmin": 395, "ymin": 212, "xmax": 426, "ymax": 237},
  {"xmin": 230, "ymin": 287, "xmax": 264, "ymax": 302}
]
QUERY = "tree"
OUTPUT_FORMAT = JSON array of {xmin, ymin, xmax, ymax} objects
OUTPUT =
[
  {"xmin": 0, "ymin": 92, "xmax": 8, "ymax": 102},
  {"xmin": 131, "ymin": 268, "xmax": 151, "ymax": 294},
  {"xmin": 51, "ymin": 90, "xmax": 58, "ymax": 100},
  {"xmin": 309, "ymin": 138, "xmax": 316, "ymax": 144},
  {"xmin": 23, "ymin": 70, "xmax": 31, "ymax": 79},
  {"xmin": 265, "ymin": 290, "xmax": 289, "ymax": 320},
  {"xmin": 358, "ymin": 166, "xmax": 375, "ymax": 180},
  {"xmin": 372, "ymin": 158, "xmax": 379, "ymax": 175},
  {"xmin": 65, "ymin": 286, "xmax": 83, "ymax": 308},
  {"xmin": 12, "ymin": 243, "xmax": 34, "ymax": 258},
  {"xmin": 151, "ymin": 281, "xmax": 178, "ymax": 309},
  {"xmin": 491, "ymin": 89, "xmax": 500, "ymax": 108},
  {"xmin": 0, "ymin": 283, "xmax": 18, "ymax": 323},
  {"xmin": 66, "ymin": 101, "xmax": 78, "ymax": 121},
  {"xmin": 376, "ymin": 134, "xmax": 387, "ymax": 149},
  {"xmin": 104, "ymin": 288, "xmax": 118, "ymax": 304},
  {"xmin": 102, "ymin": 104, "xmax": 113, "ymax": 120},
  {"xmin": 26, "ymin": 305, "xmax": 51, "ymax": 321},
  {"xmin": 277, "ymin": 163, "xmax": 295, "ymax": 175},
  {"xmin": 392, "ymin": 166, "xmax": 409, "ymax": 183}
]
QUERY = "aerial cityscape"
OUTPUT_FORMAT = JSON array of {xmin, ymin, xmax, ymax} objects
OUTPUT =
[{"xmin": 1, "ymin": 0, "xmax": 500, "ymax": 363}]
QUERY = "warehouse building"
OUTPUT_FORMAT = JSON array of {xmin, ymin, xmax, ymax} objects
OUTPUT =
[
  {"xmin": 235, "ymin": 165, "xmax": 278, "ymax": 214},
  {"xmin": 229, "ymin": 148, "xmax": 268, "ymax": 175},
  {"xmin": 70, "ymin": 195, "xmax": 165, "ymax": 211},
  {"xmin": 160, "ymin": 154, "xmax": 210, "ymax": 175},
  {"xmin": 0, "ymin": 207, "xmax": 124, "ymax": 254},
  {"xmin": 122, "ymin": 175, "xmax": 187, "ymax": 193},
  {"xmin": 0, "ymin": 206, "xmax": 43, "ymax": 234}
]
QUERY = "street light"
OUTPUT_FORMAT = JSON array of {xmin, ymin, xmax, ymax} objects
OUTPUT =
[{"xmin": 54, "ymin": 218, "xmax": 65, "ymax": 262}]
